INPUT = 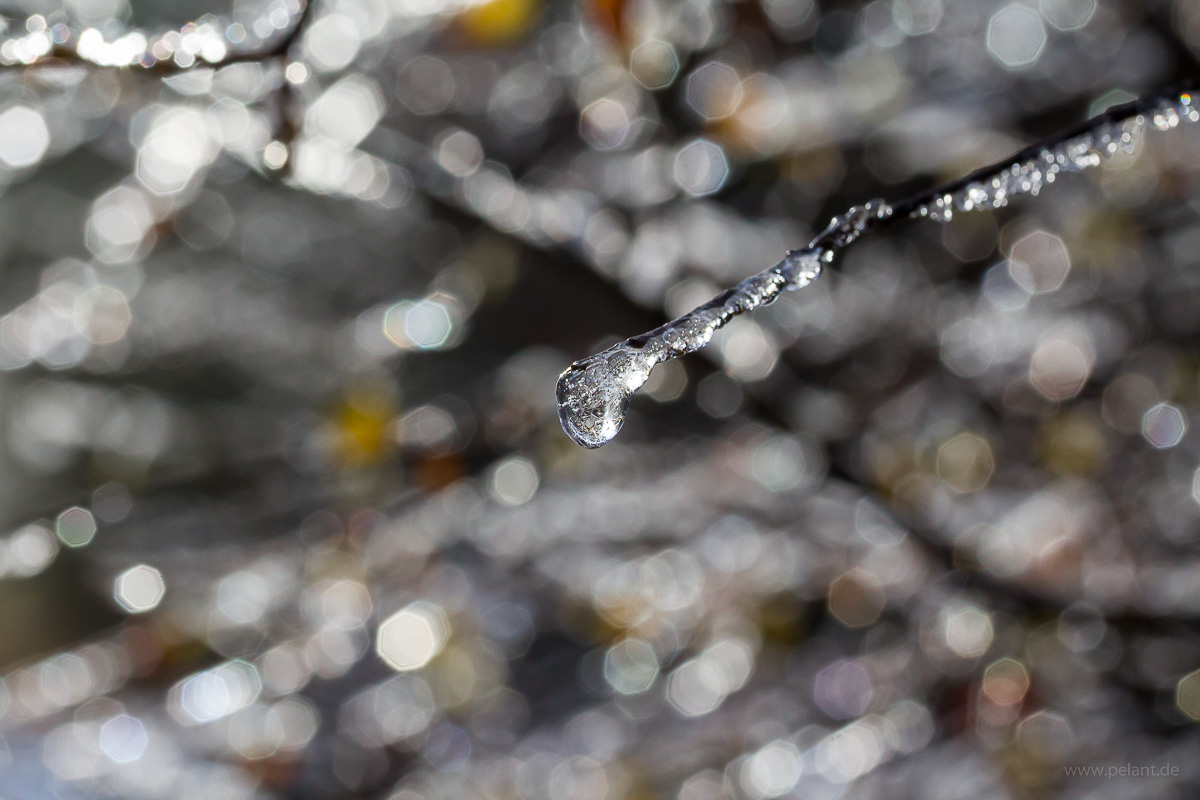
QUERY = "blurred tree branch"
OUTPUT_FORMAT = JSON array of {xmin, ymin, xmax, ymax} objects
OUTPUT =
[
  {"xmin": 0, "ymin": 0, "xmax": 315, "ymax": 73},
  {"xmin": 0, "ymin": 0, "xmax": 318, "ymax": 165}
]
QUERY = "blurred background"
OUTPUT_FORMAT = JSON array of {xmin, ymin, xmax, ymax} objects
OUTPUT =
[{"xmin": 0, "ymin": 0, "xmax": 1199, "ymax": 797}]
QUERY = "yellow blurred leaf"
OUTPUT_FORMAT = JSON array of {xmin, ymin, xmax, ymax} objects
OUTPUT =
[
  {"xmin": 334, "ymin": 384, "xmax": 396, "ymax": 467},
  {"xmin": 458, "ymin": 0, "xmax": 540, "ymax": 47}
]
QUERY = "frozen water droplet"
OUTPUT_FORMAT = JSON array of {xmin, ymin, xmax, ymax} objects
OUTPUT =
[{"xmin": 556, "ymin": 346, "xmax": 656, "ymax": 448}]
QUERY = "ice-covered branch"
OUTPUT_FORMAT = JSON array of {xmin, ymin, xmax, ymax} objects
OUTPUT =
[
  {"xmin": 0, "ymin": 1, "xmax": 319, "ymax": 177},
  {"xmin": 557, "ymin": 80, "xmax": 1200, "ymax": 449},
  {"xmin": 0, "ymin": 0, "xmax": 314, "ymax": 71}
]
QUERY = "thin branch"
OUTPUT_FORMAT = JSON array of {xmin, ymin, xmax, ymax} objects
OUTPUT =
[
  {"xmin": 0, "ymin": 2, "xmax": 320, "ymax": 174},
  {"xmin": 887, "ymin": 76, "xmax": 1200, "ymax": 221},
  {"xmin": 0, "ymin": 0, "xmax": 316, "ymax": 73},
  {"xmin": 556, "ymin": 79, "xmax": 1200, "ymax": 449}
]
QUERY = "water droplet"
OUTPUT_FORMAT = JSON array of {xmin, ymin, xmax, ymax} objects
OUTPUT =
[{"xmin": 556, "ymin": 346, "xmax": 655, "ymax": 448}]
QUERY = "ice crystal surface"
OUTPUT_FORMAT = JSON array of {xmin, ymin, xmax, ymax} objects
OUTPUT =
[{"xmin": 914, "ymin": 95, "xmax": 1199, "ymax": 222}]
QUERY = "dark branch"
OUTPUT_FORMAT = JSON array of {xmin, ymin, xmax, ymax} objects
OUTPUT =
[
  {"xmin": 0, "ymin": 0, "xmax": 317, "ymax": 73},
  {"xmin": 886, "ymin": 77, "xmax": 1200, "ymax": 223}
]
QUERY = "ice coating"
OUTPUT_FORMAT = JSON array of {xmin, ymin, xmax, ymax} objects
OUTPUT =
[
  {"xmin": 557, "ymin": 90, "xmax": 1200, "ymax": 449},
  {"xmin": 911, "ymin": 93, "xmax": 1199, "ymax": 222},
  {"xmin": 556, "ymin": 201, "xmax": 891, "ymax": 448}
]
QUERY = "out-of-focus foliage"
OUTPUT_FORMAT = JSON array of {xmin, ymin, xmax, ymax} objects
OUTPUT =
[{"xmin": 0, "ymin": 0, "xmax": 1199, "ymax": 798}]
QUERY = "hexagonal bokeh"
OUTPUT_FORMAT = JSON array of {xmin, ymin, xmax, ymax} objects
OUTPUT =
[
  {"xmin": 305, "ymin": 75, "xmax": 382, "ymax": 147},
  {"xmin": 603, "ymin": 638, "xmax": 659, "ymax": 695},
  {"xmin": 99, "ymin": 714, "xmax": 149, "ymax": 763},
  {"xmin": 56, "ymin": 507, "xmax": 97, "ymax": 548},
  {"xmin": 1040, "ymin": 0, "xmax": 1097, "ymax": 30},
  {"xmin": 1030, "ymin": 339, "xmax": 1091, "ymax": 401},
  {"xmin": 579, "ymin": 97, "xmax": 631, "ymax": 151},
  {"xmin": 685, "ymin": 62, "xmax": 742, "ymax": 120},
  {"xmin": 376, "ymin": 601, "xmax": 449, "ymax": 672},
  {"xmin": 1009, "ymin": 230, "xmax": 1071, "ymax": 293},
  {"xmin": 0, "ymin": 105, "xmax": 49, "ymax": 168},
  {"xmin": 936, "ymin": 432, "xmax": 995, "ymax": 493},
  {"xmin": 383, "ymin": 297, "xmax": 458, "ymax": 350},
  {"xmin": 828, "ymin": 570, "xmax": 885, "ymax": 628},
  {"xmin": 943, "ymin": 605, "xmax": 995, "ymax": 658},
  {"xmin": 893, "ymin": 0, "xmax": 944, "ymax": 36},
  {"xmin": 433, "ymin": 129, "xmax": 483, "ymax": 177},
  {"xmin": 114, "ymin": 564, "xmax": 166, "ymax": 613},
  {"xmin": 6, "ymin": 523, "xmax": 58, "ymax": 578},
  {"xmin": 674, "ymin": 139, "xmax": 730, "ymax": 196},
  {"xmin": 666, "ymin": 640, "xmax": 752, "ymax": 717},
  {"xmin": 740, "ymin": 740, "xmax": 802, "ymax": 799},
  {"xmin": 1016, "ymin": 710, "xmax": 1075, "ymax": 761},
  {"xmin": 718, "ymin": 319, "xmax": 779, "ymax": 383},
  {"xmin": 814, "ymin": 659, "xmax": 873, "ymax": 719},
  {"xmin": 762, "ymin": 0, "xmax": 815, "ymax": 32},
  {"xmin": 630, "ymin": 40, "xmax": 680, "ymax": 90},
  {"xmin": 1142, "ymin": 403, "xmax": 1187, "ymax": 449},
  {"xmin": 488, "ymin": 455, "xmax": 539, "ymax": 506},
  {"xmin": 982, "ymin": 658, "xmax": 1030, "ymax": 705},
  {"xmin": 1178, "ymin": 670, "xmax": 1200, "ymax": 720},
  {"xmin": 987, "ymin": 4, "xmax": 1047, "ymax": 68}
]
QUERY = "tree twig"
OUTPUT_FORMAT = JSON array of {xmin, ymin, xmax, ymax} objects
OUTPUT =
[
  {"xmin": 886, "ymin": 76, "xmax": 1200, "ymax": 222},
  {"xmin": 0, "ymin": 0, "xmax": 316, "ymax": 73},
  {"xmin": 556, "ymin": 78, "xmax": 1200, "ymax": 448}
]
